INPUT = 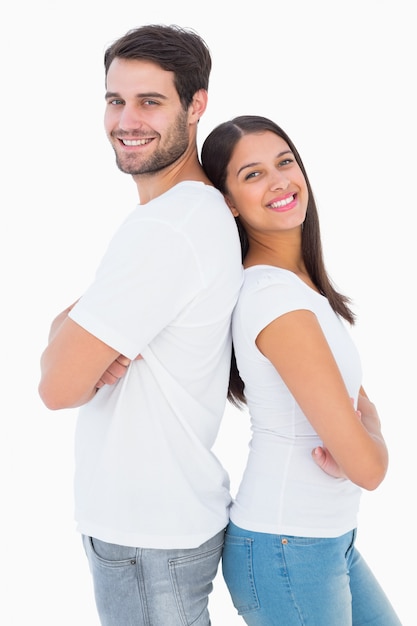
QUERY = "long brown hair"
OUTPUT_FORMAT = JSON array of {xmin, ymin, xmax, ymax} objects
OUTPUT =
[{"xmin": 201, "ymin": 115, "xmax": 355, "ymax": 407}]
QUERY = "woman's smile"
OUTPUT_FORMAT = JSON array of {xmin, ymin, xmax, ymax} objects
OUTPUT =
[{"xmin": 267, "ymin": 193, "xmax": 297, "ymax": 212}]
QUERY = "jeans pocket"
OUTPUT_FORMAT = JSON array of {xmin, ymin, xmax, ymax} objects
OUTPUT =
[
  {"xmin": 168, "ymin": 539, "xmax": 223, "ymax": 625},
  {"xmin": 83, "ymin": 533, "xmax": 139, "ymax": 596},
  {"xmin": 85, "ymin": 535, "xmax": 137, "ymax": 565},
  {"xmin": 222, "ymin": 533, "xmax": 260, "ymax": 614}
]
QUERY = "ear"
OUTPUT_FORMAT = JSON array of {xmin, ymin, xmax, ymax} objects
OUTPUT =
[
  {"xmin": 188, "ymin": 89, "xmax": 208, "ymax": 123},
  {"xmin": 225, "ymin": 194, "xmax": 240, "ymax": 217}
]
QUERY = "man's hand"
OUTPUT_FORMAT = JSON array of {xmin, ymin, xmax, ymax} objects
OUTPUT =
[
  {"xmin": 95, "ymin": 354, "xmax": 143, "ymax": 390},
  {"xmin": 95, "ymin": 355, "xmax": 132, "ymax": 389}
]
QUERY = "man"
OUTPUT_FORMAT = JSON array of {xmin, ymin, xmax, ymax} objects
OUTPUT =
[{"xmin": 39, "ymin": 24, "xmax": 243, "ymax": 625}]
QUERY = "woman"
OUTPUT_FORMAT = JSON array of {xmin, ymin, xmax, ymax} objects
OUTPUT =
[{"xmin": 201, "ymin": 116, "xmax": 401, "ymax": 625}]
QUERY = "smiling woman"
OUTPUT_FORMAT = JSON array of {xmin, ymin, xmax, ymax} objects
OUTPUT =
[
  {"xmin": 201, "ymin": 115, "xmax": 402, "ymax": 626},
  {"xmin": 222, "ymin": 131, "xmax": 310, "ymax": 267}
]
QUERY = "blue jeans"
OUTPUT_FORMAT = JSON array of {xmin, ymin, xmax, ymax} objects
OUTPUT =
[
  {"xmin": 222, "ymin": 522, "xmax": 401, "ymax": 625},
  {"xmin": 82, "ymin": 530, "xmax": 224, "ymax": 626}
]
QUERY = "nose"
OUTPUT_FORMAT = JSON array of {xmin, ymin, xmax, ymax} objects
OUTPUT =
[
  {"xmin": 270, "ymin": 170, "xmax": 290, "ymax": 191},
  {"xmin": 118, "ymin": 104, "xmax": 144, "ymax": 131}
]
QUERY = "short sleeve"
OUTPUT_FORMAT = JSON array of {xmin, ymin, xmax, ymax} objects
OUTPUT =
[
  {"xmin": 235, "ymin": 269, "xmax": 316, "ymax": 346},
  {"xmin": 69, "ymin": 216, "xmax": 201, "ymax": 359}
]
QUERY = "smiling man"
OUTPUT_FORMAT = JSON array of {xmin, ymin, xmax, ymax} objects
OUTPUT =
[{"xmin": 39, "ymin": 24, "xmax": 243, "ymax": 626}]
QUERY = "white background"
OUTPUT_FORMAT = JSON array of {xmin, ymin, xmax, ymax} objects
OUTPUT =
[{"xmin": 1, "ymin": 1, "xmax": 415, "ymax": 624}]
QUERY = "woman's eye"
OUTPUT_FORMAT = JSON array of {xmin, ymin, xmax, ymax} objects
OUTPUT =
[{"xmin": 245, "ymin": 171, "xmax": 260, "ymax": 181}]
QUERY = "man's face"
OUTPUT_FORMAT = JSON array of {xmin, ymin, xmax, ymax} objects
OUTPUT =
[{"xmin": 104, "ymin": 58, "xmax": 190, "ymax": 175}]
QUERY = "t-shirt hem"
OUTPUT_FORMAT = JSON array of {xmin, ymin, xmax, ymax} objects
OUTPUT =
[
  {"xmin": 229, "ymin": 513, "xmax": 357, "ymax": 539},
  {"xmin": 75, "ymin": 518, "xmax": 228, "ymax": 550}
]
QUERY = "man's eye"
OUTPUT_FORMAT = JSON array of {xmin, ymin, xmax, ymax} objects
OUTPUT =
[{"xmin": 109, "ymin": 99, "xmax": 123, "ymax": 105}]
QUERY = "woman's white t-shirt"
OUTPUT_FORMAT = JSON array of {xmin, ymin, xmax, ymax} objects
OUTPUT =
[{"xmin": 230, "ymin": 266, "xmax": 362, "ymax": 538}]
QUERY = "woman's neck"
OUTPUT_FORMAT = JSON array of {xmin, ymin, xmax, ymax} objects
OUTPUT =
[
  {"xmin": 244, "ymin": 236, "xmax": 318, "ymax": 292},
  {"xmin": 244, "ymin": 233, "xmax": 302, "ymax": 271}
]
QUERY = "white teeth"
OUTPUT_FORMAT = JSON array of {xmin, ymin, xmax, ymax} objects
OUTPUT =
[
  {"xmin": 270, "ymin": 195, "xmax": 294, "ymax": 209},
  {"xmin": 121, "ymin": 139, "xmax": 150, "ymax": 146}
]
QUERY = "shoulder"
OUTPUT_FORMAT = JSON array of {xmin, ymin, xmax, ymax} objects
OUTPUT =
[
  {"xmin": 132, "ymin": 182, "xmax": 231, "ymax": 226},
  {"xmin": 166, "ymin": 181, "xmax": 226, "ymax": 207},
  {"xmin": 235, "ymin": 267, "xmax": 316, "ymax": 333},
  {"xmin": 241, "ymin": 266, "xmax": 299, "ymax": 294}
]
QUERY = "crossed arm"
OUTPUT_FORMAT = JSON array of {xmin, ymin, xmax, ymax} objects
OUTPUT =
[
  {"xmin": 39, "ymin": 303, "xmax": 386, "ymax": 487},
  {"xmin": 39, "ymin": 301, "xmax": 128, "ymax": 409},
  {"xmin": 312, "ymin": 390, "xmax": 382, "ymax": 478},
  {"xmin": 256, "ymin": 310, "xmax": 388, "ymax": 490}
]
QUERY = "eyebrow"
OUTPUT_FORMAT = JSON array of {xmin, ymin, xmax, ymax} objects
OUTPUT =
[
  {"xmin": 104, "ymin": 91, "xmax": 168, "ymax": 100},
  {"xmin": 236, "ymin": 150, "xmax": 293, "ymax": 177}
]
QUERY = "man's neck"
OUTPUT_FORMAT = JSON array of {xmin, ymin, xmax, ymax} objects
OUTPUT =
[{"xmin": 132, "ymin": 146, "xmax": 212, "ymax": 204}]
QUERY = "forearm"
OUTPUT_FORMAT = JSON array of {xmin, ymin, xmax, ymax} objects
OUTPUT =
[
  {"xmin": 39, "ymin": 314, "xmax": 120, "ymax": 410},
  {"xmin": 40, "ymin": 338, "xmax": 100, "ymax": 409},
  {"xmin": 348, "ymin": 393, "xmax": 389, "ymax": 489},
  {"xmin": 359, "ymin": 396, "xmax": 389, "ymax": 461},
  {"xmin": 313, "ymin": 392, "xmax": 389, "ymax": 487}
]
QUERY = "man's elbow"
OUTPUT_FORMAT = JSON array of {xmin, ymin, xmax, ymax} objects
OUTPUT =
[
  {"xmin": 38, "ymin": 380, "xmax": 66, "ymax": 410},
  {"xmin": 38, "ymin": 379, "xmax": 88, "ymax": 410}
]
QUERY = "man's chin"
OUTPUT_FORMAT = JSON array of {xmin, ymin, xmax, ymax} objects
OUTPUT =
[{"xmin": 115, "ymin": 157, "xmax": 142, "ymax": 175}]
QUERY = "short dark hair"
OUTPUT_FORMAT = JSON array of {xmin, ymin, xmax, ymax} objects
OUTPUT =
[{"xmin": 104, "ymin": 24, "xmax": 212, "ymax": 109}]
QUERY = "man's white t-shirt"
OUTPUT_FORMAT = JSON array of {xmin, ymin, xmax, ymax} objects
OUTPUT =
[
  {"xmin": 69, "ymin": 182, "xmax": 243, "ymax": 549},
  {"xmin": 230, "ymin": 266, "xmax": 362, "ymax": 538}
]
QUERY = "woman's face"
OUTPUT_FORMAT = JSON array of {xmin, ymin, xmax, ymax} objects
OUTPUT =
[{"xmin": 224, "ymin": 131, "xmax": 308, "ymax": 237}]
